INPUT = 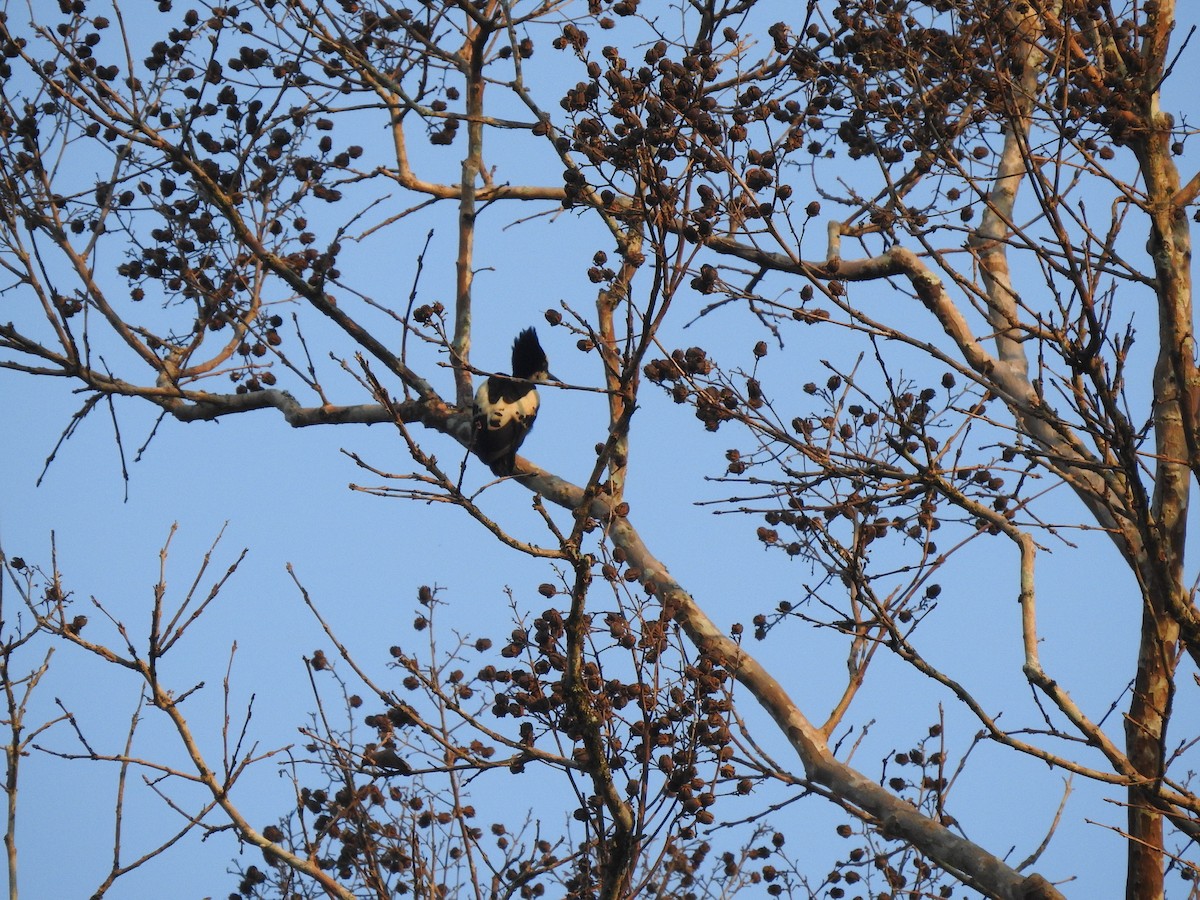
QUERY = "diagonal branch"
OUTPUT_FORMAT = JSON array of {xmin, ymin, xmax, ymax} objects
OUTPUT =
[{"xmin": 511, "ymin": 465, "xmax": 1066, "ymax": 900}]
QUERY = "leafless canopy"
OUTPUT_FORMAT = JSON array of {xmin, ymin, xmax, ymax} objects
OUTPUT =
[{"xmin": 1, "ymin": 1, "xmax": 1199, "ymax": 898}]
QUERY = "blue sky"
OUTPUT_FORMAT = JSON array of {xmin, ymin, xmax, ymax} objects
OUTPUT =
[{"xmin": 2, "ymin": 3, "xmax": 1200, "ymax": 898}]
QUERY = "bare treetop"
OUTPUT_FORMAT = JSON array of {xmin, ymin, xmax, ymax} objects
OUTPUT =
[{"xmin": 1, "ymin": 1, "xmax": 1199, "ymax": 898}]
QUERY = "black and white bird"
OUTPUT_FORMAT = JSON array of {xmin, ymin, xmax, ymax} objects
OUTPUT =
[{"xmin": 472, "ymin": 327, "xmax": 552, "ymax": 475}]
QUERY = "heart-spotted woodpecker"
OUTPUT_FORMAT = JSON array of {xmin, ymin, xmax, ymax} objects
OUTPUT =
[{"xmin": 472, "ymin": 327, "xmax": 552, "ymax": 475}]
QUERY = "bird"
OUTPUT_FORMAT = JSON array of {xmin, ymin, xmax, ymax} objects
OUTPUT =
[{"xmin": 472, "ymin": 327, "xmax": 552, "ymax": 475}]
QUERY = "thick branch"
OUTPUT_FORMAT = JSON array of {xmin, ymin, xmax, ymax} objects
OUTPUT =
[{"xmin": 514, "ymin": 465, "xmax": 1065, "ymax": 900}]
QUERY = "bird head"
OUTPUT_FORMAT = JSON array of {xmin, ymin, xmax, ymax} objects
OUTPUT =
[{"xmin": 511, "ymin": 327, "xmax": 553, "ymax": 382}]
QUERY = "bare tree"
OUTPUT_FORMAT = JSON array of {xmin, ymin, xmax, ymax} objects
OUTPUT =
[{"xmin": 1, "ymin": 0, "xmax": 1198, "ymax": 897}]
